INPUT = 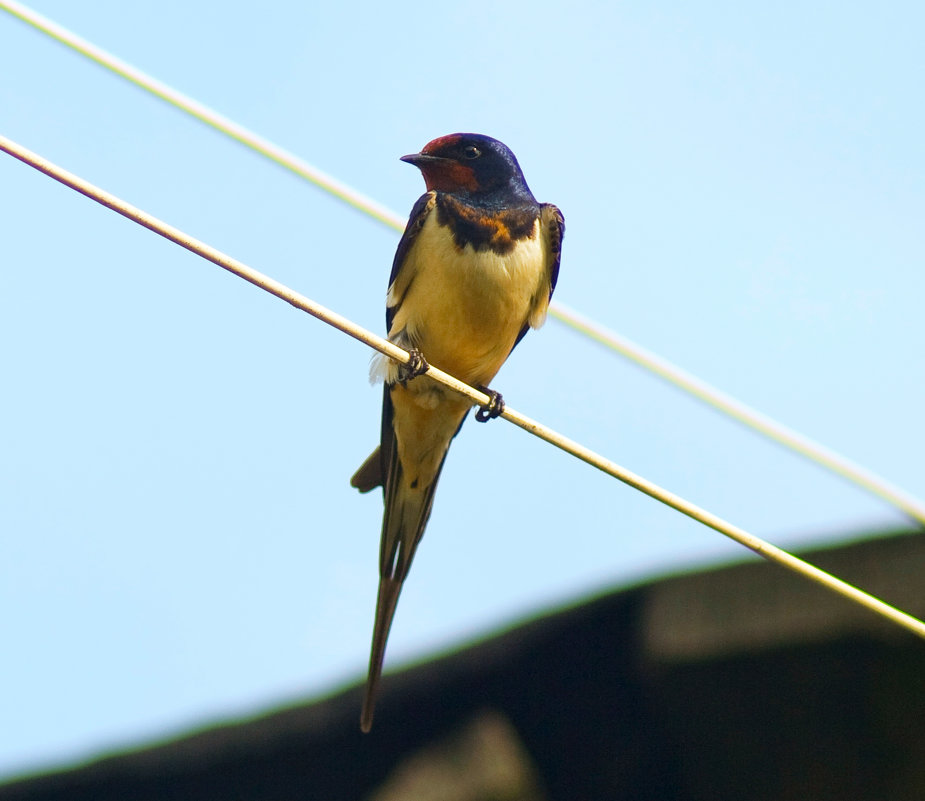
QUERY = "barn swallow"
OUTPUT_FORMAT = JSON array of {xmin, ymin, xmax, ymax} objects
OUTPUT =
[{"xmin": 350, "ymin": 133, "xmax": 564, "ymax": 732}]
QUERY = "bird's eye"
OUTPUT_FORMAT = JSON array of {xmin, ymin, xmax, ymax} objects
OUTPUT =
[{"xmin": 463, "ymin": 145, "xmax": 481, "ymax": 159}]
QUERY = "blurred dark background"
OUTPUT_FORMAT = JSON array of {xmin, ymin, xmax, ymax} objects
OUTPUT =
[{"xmin": 2, "ymin": 528, "xmax": 923, "ymax": 801}]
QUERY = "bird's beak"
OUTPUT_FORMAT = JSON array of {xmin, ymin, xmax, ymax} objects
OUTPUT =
[{"xmin": 400, "ymin": 152, "xmax": 446, "ymax": 167}]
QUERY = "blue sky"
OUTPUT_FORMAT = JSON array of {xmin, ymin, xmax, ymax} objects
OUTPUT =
[{"xmin": 1, "ymin": 0, "xmax": 923, "ymax": 779}]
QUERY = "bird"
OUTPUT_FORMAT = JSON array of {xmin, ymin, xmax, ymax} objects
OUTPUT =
[{"xmin": 350, "ymin": 133, "xmax": 564, "ymax": 732}]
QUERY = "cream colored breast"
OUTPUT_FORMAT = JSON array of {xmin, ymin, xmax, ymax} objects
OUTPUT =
[{"xmin": 393, "ymin": 213, "xmax": 545, "ymax": 385}]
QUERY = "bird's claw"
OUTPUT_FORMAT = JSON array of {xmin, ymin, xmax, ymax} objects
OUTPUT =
[
  {"xmin": 398, "ymin": 348, "xmax": 429, "ymax": 383},
  {"xmin": 475, "ymin": 388, "xmax": 505, "ymax": 422}
]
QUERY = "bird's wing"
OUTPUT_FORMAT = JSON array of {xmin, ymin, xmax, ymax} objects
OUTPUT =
[
  {"xmin": 541, "ymin": 202, "xmax": 565, "ymax": 301},
  {"xmin": 513, "ymin": 202, "xmax": 565, "ymax": 349},
  {"xmin": 351, "ymin": 193, "xmax": 438, "ymax": 494},
  {"xmin": 386, "ymin": 192, "xmax": 436, "ymax": 333}
]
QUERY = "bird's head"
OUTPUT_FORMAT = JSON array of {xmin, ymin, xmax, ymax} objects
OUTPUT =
[{"xmin": 401, "ymin": 133, "xmax": 534, "ymax": 202}]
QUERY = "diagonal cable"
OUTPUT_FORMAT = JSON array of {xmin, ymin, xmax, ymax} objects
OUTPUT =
[{"xmin": 2, "ymin": 131, "xmax": 924, "ymax": 641}]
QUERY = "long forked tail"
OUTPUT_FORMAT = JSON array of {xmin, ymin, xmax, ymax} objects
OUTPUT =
[
  {"xmin": 360, "ymin": 575, "xmax": 403, "ymax": 733},
  {"xmin": 360, "ymin": 449, "xmax": 445, "ymax": 732},
  {"xmin": 359, "ymin": 387, "xmax": 462, "ymax": 731},
  {"xmin": 359, "ymin": 476, "xmax": 437, "ymax": 732}
]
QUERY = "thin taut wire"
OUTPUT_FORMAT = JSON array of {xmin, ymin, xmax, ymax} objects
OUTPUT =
[
  {"xmin": 3, "ymin": 131, "xmax": 924, "ymax": 641},
  {"xmin": 553, "ymin": 301, "xmax": 925, "ymax": 524},
  {"xmin": 3, "ymin": 0, "xmax": 923, "ymax": 526}
]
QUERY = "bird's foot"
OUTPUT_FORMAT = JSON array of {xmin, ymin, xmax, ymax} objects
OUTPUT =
[
  {"xmin": 475, "ymin": 387, "xmax": 505, "ymax": 422},
  {"xmin": 398, "ymin": 348, "xmax": 429, "ymax": 384}
]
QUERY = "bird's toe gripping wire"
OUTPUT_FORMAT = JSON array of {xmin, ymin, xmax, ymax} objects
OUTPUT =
[
  {"xmin": 398, "ymin": 347, "xmax": 429, "ymax": 384},
  {"xmin": 475, "ymin": 388, "xmax": 505, "ymax": 422}
]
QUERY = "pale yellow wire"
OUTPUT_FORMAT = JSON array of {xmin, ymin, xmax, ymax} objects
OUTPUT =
[
  {"xmin": 552, "ymin": 301, "xmax": 925, "ymax": 524},
  {"xmin": 2, "ymin": 132, "xmax": 923, "ymax": 641},
  {"xmin": 0, "ymin": 0, "xmax": 405, "ymax": 230},
  {"xmin": 3, "ymin": 0, "xmax": 923, "ymax": 526}
]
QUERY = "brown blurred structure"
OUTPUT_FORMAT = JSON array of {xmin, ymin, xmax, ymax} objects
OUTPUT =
[{"xmin": 2, "ymin": 529, "xmax": 924, "ymax": 801}]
